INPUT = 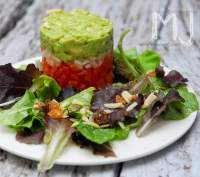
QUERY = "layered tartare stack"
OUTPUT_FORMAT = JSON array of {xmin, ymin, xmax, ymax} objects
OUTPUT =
[{"xmin": 40, "ymin": 9, "xmax": 113, "ymax": 90}]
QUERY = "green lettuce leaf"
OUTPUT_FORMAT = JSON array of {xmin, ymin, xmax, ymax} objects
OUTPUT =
[
  {"xmin": 142, "ymin": 77, "xmax": 169, "ymax": 94},
  {"xmin": 0, "ymin": 90, "xmax": 44, "ymax": 131},
  {"xmin": 126, "ymin": 109, "xmax": 147, "ymax": 129},
  {"xmin": 60, "ymin": 87, "xmax": 129, "ymax": 144},
  {"xmin": 60, "ymin": 87, "xmax": 95, "ymax": 109},
  {"xmin": 138, "ymin": 50, "xmax": 160, "ymax": 72},
  {"xmin": 161, "ymin": 86, "xmax": 199, "ymax": 120},
  {"xmin": 76, "ymin": 122, "xmax": 130, "ymax": 144},
  {"xmin": 38, "ymin": 88, "xmax": 95, "ymax": 171},
  {"xmin": 114, "ymin": 30, "xmax": 160, "ymax": 81},
  {"xmin": 114, "ymin": 30, "xmax": 143, "ymax": 80},
  {"xmin": 38, "ymin": 119, "xmax": 74, "ymax": 172},
  {"xmin": 30, "ymin": 75, "xmax": 61, "ymax": 101}
]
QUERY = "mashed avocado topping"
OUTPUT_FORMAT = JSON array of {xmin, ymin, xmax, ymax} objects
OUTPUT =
[{"xmin": 40, "ymin": 9, "xmax": 113, "ymax": 61}]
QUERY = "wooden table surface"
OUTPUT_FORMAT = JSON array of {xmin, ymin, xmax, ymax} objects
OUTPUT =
[{"xmin": 0, "ymin": 0, "xmax": 199, "ymax": 176}]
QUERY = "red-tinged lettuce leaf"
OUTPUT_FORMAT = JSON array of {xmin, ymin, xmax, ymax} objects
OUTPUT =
[
  {"xmin": 136, "ymin": 89, "xmax": 184, "ymax": 137},
  {"xmin": 114, "ymin": 30, "xmax": 160, "ymax": 81},
  {"xmin": 0, "ymin": 63, "xmax": 40, "ymax": 103},
  {"xmin": 91, "ymin": 85, "xmax": 122, "ymax": 112},
  {"xmin": 16, "ymin": 129, "xmax": 44, "ymax": 145},
  {"xmin": 161, "ymin": 86, "xmax": 199, "ymax": 120},
  {"xmin": 155, "ymin": 65, "xmax": 165, "ymax": 78},
  {"xmin": 38, "ymin": 118, "xmax": 75, "ymax": 172},
  {"xmin": 91, "ymin": 82, "xmax": 146, "ymax": 126},
  {"xmin": 114, "ymin": 30, "xmax": 143, "ymax": 80},
  {"xmin": 72, "ymin": 132, "xmax": 116, "ymax": 157},
  {"xmin": 163, "ymin": 70, "xmax": 188, "ymax": 87},
  {"xmin": 151, "ymin": 89, "xmax": 184, "ymax": 118},
  {"xmin": 108, "ymin": 94, "xmax": 144, "ymax": 126},
  {"xmin": 129, "ymin": 76, "xmax": 150, "ymax": 94}
]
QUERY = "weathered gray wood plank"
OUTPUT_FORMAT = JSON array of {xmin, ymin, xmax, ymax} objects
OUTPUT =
[{"xmin": 0, "ymin": 0, "xmax": 33, "ymax": 39}]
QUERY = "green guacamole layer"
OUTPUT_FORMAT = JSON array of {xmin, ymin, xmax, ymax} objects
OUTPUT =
[{"xmin": 40, "ymin": 9, "xmax": 113, "ymax": 62}]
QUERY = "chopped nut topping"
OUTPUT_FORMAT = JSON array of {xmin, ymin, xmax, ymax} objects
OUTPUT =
[
  {"xmin": 116, "ymin": 95, "xmax": 126, "ymax": 104},
  {"xmin": 104, "ymin": 109, "xmax": 113, "ymax": 114},
  {"xmin": 48, "ymin": 109, "xmax": 64, "ymax": 119},
  {"xmin": 93, "ymin": 110, "xmax": 109, "ymax": 125},
  {"xmin": 147, "ymin": 71, "xmax": 156, "ymax": 77},
  {"xmin": 47, "ymin": 100, "xmax": 64, "ymax": 119},
  {"xmin": 48, "ymin": 100, "xmax": 60, "ymax": 110},
  {"xmin": 142, "ymin": 93, "xmax": 158, "ymax": 108},
  {"xmin": 131, "ymin": 95, "xmax": 138, "ymax": 102},
  {"xmin": 83, "ymin": 121, "xmax": 100, "ymax": 128},
  {"xmin": 100, "ymin": 124, "xmax": 110, "ymax": 128},
  {"xmin": 121, "ymin": 91, "xmax": 132, "ymax": 103},
  {"xmin": 126, "ymin": 102, "xmax": 137, "ymax": 112},
  {"xmin": 104, "ymin": 102, "xmax": 124, "ymax": 109}
]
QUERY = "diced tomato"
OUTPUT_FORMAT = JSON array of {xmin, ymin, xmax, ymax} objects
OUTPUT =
[{"xmin": 42, "ymin": 52, "xmax": 113, "ymax": 90}]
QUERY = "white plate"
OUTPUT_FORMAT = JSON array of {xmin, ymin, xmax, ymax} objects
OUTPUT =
[{"xmin": 0, "ymin": 57, "xmax": 198, "ymax": 166}]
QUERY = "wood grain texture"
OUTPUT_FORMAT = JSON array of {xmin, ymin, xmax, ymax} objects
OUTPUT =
[
  {"xmin": 0, "ymin": 0, "xmax": 199, "ymax": 177},
  {"xmin": 0, "ymin": 0, "xmax": 33, "ymax": 39}
]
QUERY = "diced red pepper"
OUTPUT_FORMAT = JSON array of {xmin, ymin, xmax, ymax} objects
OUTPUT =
[{"xmin": 42, "ymin": 52, "xmax": 113, "ymax": 90}]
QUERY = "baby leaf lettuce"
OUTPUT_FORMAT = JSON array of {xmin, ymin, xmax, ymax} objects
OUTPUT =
[
  {"xmin": 60, "ymin": 87, "xmax": 95, "ymax": 109},
  {"xmin": 142, "ymin": 77, "xmax": 169, "ymax": 94},
  {"xmin": 0, "ymin": 63, "xmax": 40, "ymax": 104},
  {"xmin": 161, "ymin": 86, "xmax": 199, "ymax": 120},
  {"xmin": 38, "ymin": 87, "xmax": 95, "ymax": 172},
  {"xmin": 138, "ymin": 50, "xmax": 160, "ymax": 72},
  {"xmin": 38, "ymin": 118, "xmax": 74, "ymax": 172},
  {"xmin": 60, "ymin": 87, "xmax": 129, "ymax": 144},
  {"xmin": 114, "ymin": 30, "xmax": 143, "ymax": 80},
  {"xmin": 76, "ymin": 122, "xmax": 130, "ymax": 144},
  {"xmin": 114, "ymin": 30, "xmax": 161, "ymax": 81},
  {"xmin": 0, "ymin": 90, "xmax": 44, "ymax": 131},
  {"xmin": 30, "ymin": 75, "xmax": 61, "ymax": 101}
]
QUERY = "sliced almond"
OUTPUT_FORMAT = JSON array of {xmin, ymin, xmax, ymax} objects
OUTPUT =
[
  {"xmin": 100, "ymin": 124, "xmax": 110, "ymax": 128},
  {"xmin": 126, "ymin": 102, "xmax": 137, "ymax": 112},
  {"xmin": 104, "ymin": 109, "xmax": 113, "ymax": 114},
  {"xmin": 104, "ymin": 103, "xmax": 124, "ymax": 109},
  {"xmin": 83, "ymin": 121, "xmax": 100, "ymax": 128},
  {"xmin": 118, "ymin": 122, "xmax": 125, "ymax": 129},
  {"xmin": 142, "ymin": 93, "xmax": 158, "ymax": 109},
  {"xmin": 82, "ymin": 116, "xmax": 89, "ymax": 122},
  {"xmin": 69, "ymin": 118, "xmax": 76, "ymax": 122},
  {"xmin": 121, "ymin": 91, "xmax": 132, "ymax": 103},
  {"xmin": 33, "ymin": 101, "xmax": 46, "ymax": 109},
  {"xmin": 71, "ymin": 121, "xmax": 79, "ymax": 128}
]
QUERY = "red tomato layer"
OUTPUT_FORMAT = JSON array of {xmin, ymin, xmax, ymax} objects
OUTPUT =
[{"xmin": 42, "ymin": 52, "xmax": 113, "ymax": 90}]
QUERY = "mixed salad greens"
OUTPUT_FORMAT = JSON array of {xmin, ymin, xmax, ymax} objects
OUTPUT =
[{"xmin": 0, "ymin": 31, "xmax": 198, "ymax": 172}]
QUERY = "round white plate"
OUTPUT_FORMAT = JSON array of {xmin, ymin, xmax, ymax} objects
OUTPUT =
[{"xmin": 0, "ymin": 57, "xmax": 198, "ymax": 166}]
